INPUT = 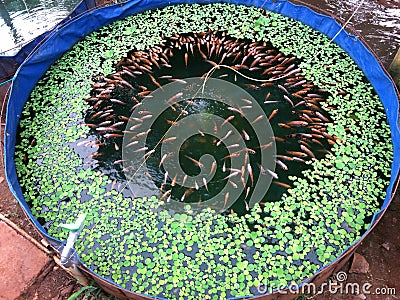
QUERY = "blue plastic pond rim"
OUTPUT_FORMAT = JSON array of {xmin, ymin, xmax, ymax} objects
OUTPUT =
[{"xmin": 4, "ymin": 0, "xmax": 400, "ymax": 298}]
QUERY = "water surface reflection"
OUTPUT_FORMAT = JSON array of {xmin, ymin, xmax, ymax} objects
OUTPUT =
[
  {"xmin": 304, "ymin": 0, "xmax": 399, "ymax": 68},
  {"xmin": 0, "ymin": 0, "xmax": 77, "ymax": 55}
]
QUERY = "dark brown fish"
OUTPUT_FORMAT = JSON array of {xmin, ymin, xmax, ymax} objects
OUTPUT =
[
  {"xmin": 278, "ymin": 123, "xmax": 291, "ymax": 129},
  {"xmin": 104, "ymin": 133, "xmax": 123, "ymax": 138},
  {"xmin": 221, "ymin": 115, "xmax": 235, "ymax": 126},
  {"xmin": 160, "ymin": 190, "xmax": 171, "ymax": 201},
  {"xmin": 276, "ymin": 154, "xmax": 294, "ymax": 161},
  {"xmin": 274, "ymin": 181, "xmax": 291, "ymax": 189},
  {"xmin": 315, "ymin": 111, "xmax": 329, "ymax": 122},
  {"xmin": 261, "ymin": 81, "xmax": 274, "ymax": 87},
  {"xmin": 311, "ymin": 138, "xmax": 324, "ymax": 146},
  {"xmin": 247, "ymin": 163, "xmax": 254, "ymax": 186},
  {"xmin": 286, "ymin": 120, "xmax": 308, "ymax": 127},
  {"xmin": 159, "ymin": 75, "xmax": 173, "ymax": 79},
  {"xmin": 125, "ymin": 140, "xmax": 139, "ymax": 148},
  {"xmin": 258, "ymin": 142, "xmax": 273, "ymax": 150},
  {"xmin": 149, "ymin": 74, "xmax": 162, "ymax": 89},
  {"xmin": 300, "ymin": 145, "xmax": 315, "ymax": 158},
  {"xmin": 286, "ymin": 151, "xmax": 308, "ymax": 157},
  {"xmin": 252, "ymin": 115, "xmax": 264, "ymax": 124},
  {"xmin": 283, "ymin": 95, "xmax": 294, "ymax": 107},
  {"xmin": 138, "ymin": 90, "xmax": 152, "ymax": 97},
  {"xmin": 167, "ymin": 92, "xmax": 183, "ymax": 103},
  {"xmin": 290, "ymin": 79, "xmax": 307, "ymax": 87},
  {"xmin": 268, "ymin": 109, "xmax": 278, "ymax": 120},
  {"xmin": 88, "ymin": 153, "xmax": 103, "ymax": 158},
  {"xmin": 185, "ymin": 155, "xmax": 203, "ymax": 168},
  {"xmin": 162, "ymin": 136, "xmax": 177, "ymax": 143},
  {"xmin": 224, "ymin": 192, "xmax": 230, "ymax": 207},
  {"xmin": 276, "ymin": 159, "xmax": 288, "ymax": 171},
  {"xmin": 244, "ymin": 83, "xmax": 259, "ymax": 90},
  {"xmin": 274, "ymin": 136, "xmax": 285, "ymax": 142}
]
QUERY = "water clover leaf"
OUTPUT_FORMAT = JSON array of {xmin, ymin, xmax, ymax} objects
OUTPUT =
[
  {"xmin": 236, "ymin": 261, "xmax": 248, "ymax": 271},
  {"xmin": 335, "ymin": 160, "xmax": 345, "ymax": 169},
  {"xmin": 103, "ymin": 49, "xmax": 115, "ymax": 59},
  {"xmin": 125, "ymin": 25, "xmax": 137, "ymax": 35},
  {"xmin": 254, "ymin": 16, "xmax": 270, "ymax": 31}
]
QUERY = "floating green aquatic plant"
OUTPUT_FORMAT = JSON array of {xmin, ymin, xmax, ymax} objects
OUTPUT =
[{"xmin": 14, "ymin": 3, "xmax": 393, "ymax": 299}]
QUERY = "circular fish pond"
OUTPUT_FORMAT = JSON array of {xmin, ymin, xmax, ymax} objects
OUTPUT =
[{"xmin": 7, "ymin": 1, "xmax": 399, "ymax": 300}]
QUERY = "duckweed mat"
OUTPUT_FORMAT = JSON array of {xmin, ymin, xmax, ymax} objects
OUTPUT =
[{"xmin": 14, "ymin": 3, "xmax": 393, "ymax": 299}]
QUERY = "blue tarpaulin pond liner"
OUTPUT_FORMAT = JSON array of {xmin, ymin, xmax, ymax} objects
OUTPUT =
[{"xmin": 3, "ymin": 0, "xmax": 400, "ymax": 299}]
